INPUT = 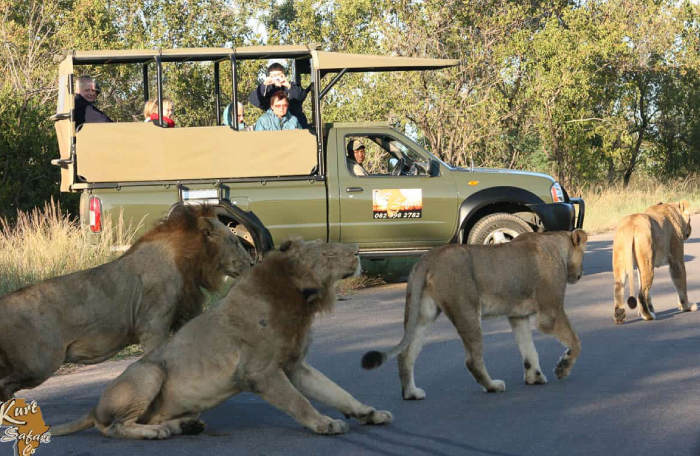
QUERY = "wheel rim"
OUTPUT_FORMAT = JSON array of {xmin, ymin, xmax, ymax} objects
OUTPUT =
[{"xmin": 485, "ymin": 228, "xmax": 520, "ymax": 244}]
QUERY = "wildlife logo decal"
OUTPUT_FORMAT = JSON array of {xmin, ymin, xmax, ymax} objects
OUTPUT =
[
  {"xmin": 372, "ymin": 189, "xmax": 423, "ymax": 219},
  {"xmin": 0, "ymin": 399, "xmax": 51, "ymax": 455}
]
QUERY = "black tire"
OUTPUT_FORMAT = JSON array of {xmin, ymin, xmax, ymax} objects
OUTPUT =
[
  {"xmin": 226, "ymin": 223, "xmax": 260, "ymax": 262},
  {"xmin": 467, "ymin": 213, "xmax": 533, "ymax": 245}
]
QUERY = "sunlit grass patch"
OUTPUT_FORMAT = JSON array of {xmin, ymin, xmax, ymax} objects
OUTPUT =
[
  {"xmin": 0, "ymin": 199, "xmax": 139, "ymax": 297},
  {"xmin": 580, "ymin": 177, "xmax": 700, "ymax": 234}
]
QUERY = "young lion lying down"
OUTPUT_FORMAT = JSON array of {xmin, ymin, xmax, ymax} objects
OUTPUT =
[
  {"xmin": 362, "ymin": 230, "xmax": 587, "ymax": 400},
  {"xmin": 53, "ymin": 239, "xmax": 393, "ymax": 439}
]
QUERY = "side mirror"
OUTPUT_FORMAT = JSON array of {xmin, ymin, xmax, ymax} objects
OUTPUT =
[
  {"xmin": 388, "ymin": 157, "xmax": 399, "ymax": 173},
  {"xmin": 429, "ymin": 159, "xmax": 440, "ymax": 177}
]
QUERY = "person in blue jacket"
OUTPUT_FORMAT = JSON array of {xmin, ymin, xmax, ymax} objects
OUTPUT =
[
  {"xmin": 254, "ymin": 92, "xmax": 301, "ymax": 131},
  {"xmin": 249, "ymin": 63, "xmax": 308, "ymax": 128}
]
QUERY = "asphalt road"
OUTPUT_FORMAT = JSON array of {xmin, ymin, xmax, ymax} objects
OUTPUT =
[{"xmin": 19, "ymin": 216, "xmax": 700, "ymax": 456}]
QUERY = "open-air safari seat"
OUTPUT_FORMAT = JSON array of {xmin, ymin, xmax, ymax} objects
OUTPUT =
[{"xmin": 75, "ymin": 123, "xmax": 318, "ymax": 183}]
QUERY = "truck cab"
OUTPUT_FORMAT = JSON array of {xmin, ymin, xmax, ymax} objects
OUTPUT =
[{"xmin": 52, "ymin": 45, "xmax": 583, "ymax": 261}]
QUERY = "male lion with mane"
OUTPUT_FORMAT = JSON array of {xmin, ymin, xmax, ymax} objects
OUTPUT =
[
  {"xmin": 52, "ymin": 239, "xmax": 393, "ymax": 439},
  {"xmin": 362, "ymin": 230, "xmax": 587, "ymax": 400},
  {"xmin": 0, "ymin": 204, "xmax": 253, "ymax": 401},
  {"xmin": 613, "ymin": 201, "xmax": 695, "ymax": 324}
]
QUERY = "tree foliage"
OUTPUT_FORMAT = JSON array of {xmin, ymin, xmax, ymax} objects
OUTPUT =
[{"xmin": 2, "ymin": 0, "xmax": 700, "ymax": 221}]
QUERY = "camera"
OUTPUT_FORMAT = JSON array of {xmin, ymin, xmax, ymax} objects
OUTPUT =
[{"xmin": 274, "ymin": 76, "xmax": 282, "ymax": 84}]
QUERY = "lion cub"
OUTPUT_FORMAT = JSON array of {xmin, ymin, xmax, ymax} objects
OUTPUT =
[
  {"xmin": 53, "ymin": 239, "xmax": 392, "ymax": 439},
  {"xmin": 363, "ymin": 230, "xmax": 587, "ymax": 400},
  {"xmin": 612, "ymin": 201, "xmax": 695, "ymax": 324}
]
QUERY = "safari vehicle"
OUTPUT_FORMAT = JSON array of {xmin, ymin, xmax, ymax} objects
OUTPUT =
[{"xmin": 52, "ymin": 45, "xmax": 584, "ymax": 262}]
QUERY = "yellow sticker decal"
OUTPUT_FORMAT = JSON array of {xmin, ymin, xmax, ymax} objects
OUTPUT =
[{"xmin": 372, "ymin": 189, "xmax": 423, "ymax": 219}]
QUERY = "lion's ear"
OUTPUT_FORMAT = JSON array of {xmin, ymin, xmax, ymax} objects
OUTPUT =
[
  {"xmin": 301, "ymin": 287, "xmax": 322, "ymax": 302},
  {"xmin": 280, "ymin": 237, "xmax": 304, "ymax": 252},
  {"xmin": 285, "ymin": 258, "xmax": 324, "ymax": 304},
  {"xmin": 680, "ymin": 200, "xmax": 691, "ymax": 214},
  {"xmin": 197, "ymin": 217, "xmax": 216, "ymax": 237},
  {"xmin": 571, "ymin": 229, "xmax": 587, "ymax": 247}
]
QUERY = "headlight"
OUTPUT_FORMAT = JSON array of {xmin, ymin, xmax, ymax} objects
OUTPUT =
[{"xmin": 550, "ymin": 182, "xmax": 564, "ymax": 203}]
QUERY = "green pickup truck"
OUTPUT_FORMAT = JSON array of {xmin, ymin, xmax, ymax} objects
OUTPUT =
[{"xmin": 52, "ymin": 45, "xmax": 584, "ymax": 266}]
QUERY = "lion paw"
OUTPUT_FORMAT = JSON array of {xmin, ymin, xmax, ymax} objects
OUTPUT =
[
  {"xmin": 358, "ymin": 410, "xmax": 393, "ymax": 425},
  {"xmin": 640, "ymin": 311, "xmax": 656, "ymax": 321},
  {"xmin": 314, "ymin": 417, "xmax": 349, "ymax": 435},
  {"xmin": 614, "ymin": 308, "xmax": 626, "ymax": 324},
  {"xmin": 554, "ymin": 356, "xmax": 573, "ymax": 380},
  {"xmin": 180, "ymin": 419, "xmax": 206, "ymax": 435},
  {"xmin": 402, "ymin": 387, "xmax": 426, "ymax": 401},
  {"xmin": 485, "ymin": 380, "xmax": 506, "ymax": 393},
  {"xmin": 525, "ymin": 370, "xmax": 548, "ymax": 385},
  {"xmin": 143, "ymin": 425, "xmax": 172, "ymax": 440},
  {"xmin": 678, "ymin": 302, "xmax": 698, "ymax": 312}
]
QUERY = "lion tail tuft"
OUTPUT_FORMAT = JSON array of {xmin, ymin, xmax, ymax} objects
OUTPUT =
[
  {"xmin": 361, "ymin": 260, "xmax": 430, "ymax": 370},
  {"xmin": 51, "ymin": 411, "xmax": 95, "ymax": 436},
  {"xmin": 624, "ymin": 232, "xmax": 637, "ymax": 309},
  {"xmin": 361, "ymin": 351, "xmax": 386, "ymax": 370}
]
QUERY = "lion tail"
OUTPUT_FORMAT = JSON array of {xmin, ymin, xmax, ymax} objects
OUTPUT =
[
  {"xmin": 51, "ymin": 411, "xmax": 95, "ymax": 436},
  {"xmin": 362, "ymin": 259, "xmax": 429, "ymax": 370},
  {"xmin": 625, "ymin": 233, "xmax": 637, "ymax": 309}
]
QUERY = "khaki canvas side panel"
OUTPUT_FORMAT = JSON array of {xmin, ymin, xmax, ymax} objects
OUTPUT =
[
  {"xmin": 76, "ymin": 124, "xmax": 317, "ymax": 182},
  {"xmin": 55, "ymin": 58, "xmax": 75, "ymax": 192}
]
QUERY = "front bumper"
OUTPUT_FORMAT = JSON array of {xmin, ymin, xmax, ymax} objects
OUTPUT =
[{"xmin": 528, "ymin": 198, "xmax": 585, "ymax": 231}]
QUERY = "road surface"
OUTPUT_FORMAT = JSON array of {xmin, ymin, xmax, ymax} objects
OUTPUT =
[{"xmin": 17, "ymin": 216, "xmax": 700, "ymax": 456}]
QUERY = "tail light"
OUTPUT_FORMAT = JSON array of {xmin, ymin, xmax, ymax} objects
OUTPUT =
[{"xmin": 89, "ymin": 196, "xmax": 102, "ymax": 232}]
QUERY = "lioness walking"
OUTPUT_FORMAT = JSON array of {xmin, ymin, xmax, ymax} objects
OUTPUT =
[
  {"xmin": 362, "ymin": 230, "xmax": 587, "ymax": 400},
  {"xmin": 612, "ymin": 201, "xmax": 695, "ymax": 324}
]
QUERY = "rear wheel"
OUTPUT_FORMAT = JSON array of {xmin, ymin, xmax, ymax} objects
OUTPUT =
[
  {"xmin": 226, "ymin": 222, "xmax": 260, "ymax": 262},
  {"xmin": 467, "ymin": 213, "xmax": 533, "ymax": 245}
]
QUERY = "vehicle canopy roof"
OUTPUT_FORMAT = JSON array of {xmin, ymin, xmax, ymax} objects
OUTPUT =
[{"xmin": 55, "ymin": 45, "xmax": 459, "ymax": 73}]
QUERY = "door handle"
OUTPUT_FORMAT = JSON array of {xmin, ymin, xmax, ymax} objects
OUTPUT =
[{"xmin": 346, "ymin": 187, "xmax": 364, "ymax": 193}]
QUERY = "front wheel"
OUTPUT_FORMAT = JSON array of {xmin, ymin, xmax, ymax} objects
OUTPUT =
[{"xmin": 467, "ymin": 213, "xmax": 533, "ymax": 245}]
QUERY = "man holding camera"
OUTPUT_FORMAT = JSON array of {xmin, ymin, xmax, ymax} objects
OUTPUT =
[{"xmin": 248, "ymin": 63, "xmax": 309, "ymax": 128}]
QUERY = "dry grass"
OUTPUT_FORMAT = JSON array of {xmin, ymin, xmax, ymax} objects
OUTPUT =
[
  {"xmin": 336, "ymin": 274, "xmax": 386, "ymax": 295},
  {"xmin": 0, "ymin": 200, "xmax": 142, "ymax": 362},
  {"xmin": 579, "ymin": 177, "xmax": 700, "ymax": 234},
  {"xmin": 0, "ymin": 200, "xmax": 140, "ymax": 297}
]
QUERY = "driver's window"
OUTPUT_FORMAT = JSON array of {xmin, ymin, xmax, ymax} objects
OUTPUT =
[{"xmin": 345, "ymin": 136, "xmax": 393, "ymax": 176}]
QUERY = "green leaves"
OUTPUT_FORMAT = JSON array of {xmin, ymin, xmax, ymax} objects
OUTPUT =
[{"xmin": 2, "ymin": 0, "xmax": 700, "ymax": 216}]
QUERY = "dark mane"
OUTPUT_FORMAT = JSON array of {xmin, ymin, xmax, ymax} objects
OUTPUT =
[{"xmin": 125, "ymin": 204, "xmax": 225, "ymax": 331}]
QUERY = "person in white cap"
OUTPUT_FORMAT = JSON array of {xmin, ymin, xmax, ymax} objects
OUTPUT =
[{"xmin": 347, "ymin": 140, "xmax": 368, "ymax": 176}]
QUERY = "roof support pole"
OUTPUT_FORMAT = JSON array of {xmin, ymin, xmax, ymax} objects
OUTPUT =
[
  {"xmin": 156, "ymin": 55, "xmax": 163, "ymax": 127},
  {"xmin": 319, "ymin": 69, "xmax": 347, "ymax": 100},
  {"xmin": 230, "ymin": 53, "xmax": 239, "ymax": 130},
  {"xmin": 215, "ymin": 62, "xmax": 221, "ymax": 125},
  {"xmin": 142, "ymin": 64, "xmax": 149, "ymax": 101},
  {"xmin": 313, "ymin": 69, "xmax": 323, "ymax": 175}
]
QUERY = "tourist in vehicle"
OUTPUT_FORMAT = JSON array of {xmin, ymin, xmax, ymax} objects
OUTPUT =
[
  {"xmin": 347, "ymin": 140, "xmax": 368, "ymax": 176},
  {"xmin": 147, "ymin": 98, "xmax": 175, "ymax": 128},
  {"xmin": 143, "ymin": 99, "xmax": 157, "ymax": 121},
  {"xmin": 254, "ymin": 92, "xmax": 301, "ymax": 131},
  {"xmin": 223, "ymin": 101, "xmax": 252, "ymax": 130},
  {"xmin": 74, "ymin": 75, "xmax": 113, "ymax": 128},
  {"xmin": 249, "ymin": 63, "xmax": 308, "ymax": 128}
]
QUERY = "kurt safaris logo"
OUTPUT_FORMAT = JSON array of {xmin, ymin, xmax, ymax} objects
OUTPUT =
[{"xmin": 0, "ymin": 399, "xmax": 51, "ymax": 455}]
